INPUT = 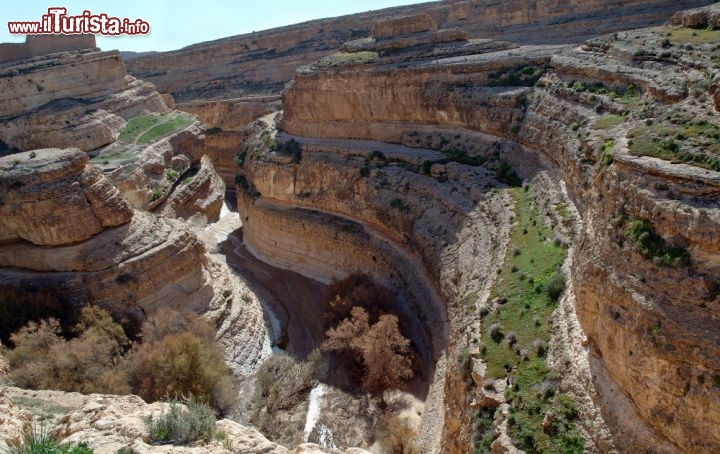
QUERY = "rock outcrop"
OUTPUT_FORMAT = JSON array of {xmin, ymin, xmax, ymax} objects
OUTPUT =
[
  {"xmin": 670, "ymin": 2, "xmax": 720, "ymax": 27},
  {"xmin": 0, "ymin": 148, "xmax": 212, "ymax": 316},
  {"xmin": 0, "ymin": 148, "xmax": 270, "ymax": 377},
  {"xmin": 178, "ymin": 96, "xmax": 280, "ymax": 186},
  {"xmin": 0, "ymin": 49, "xmax": 169, "ymax": 152},
  {"xmin": 156, "ymin": 155, "xmax": 225, "ymax": 226},
  {"xmin": 0, "ymin": 149, "xmax": 132, "ymax": 245}
]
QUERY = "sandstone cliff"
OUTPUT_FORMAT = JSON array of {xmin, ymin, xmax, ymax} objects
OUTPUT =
[
  {"xmin": 0, "ymin": 148, "xmax": 270, "ymax": 377},
  {"xmin": 236, "ymin": 12, "xmax": 720, "ymax": 453},
  {"xmin": 178, "ymin": 96, "xmax": 280, "ymax": 186},
  {"xmin": 126, "ymin": 0, "xmax": 713, "ymax": 104},
  {"xmin": 0, "ymin": 50, "xmax": 168, "ymax": 152}
]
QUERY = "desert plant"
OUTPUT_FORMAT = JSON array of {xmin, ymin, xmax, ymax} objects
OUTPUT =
[
  {"xmin": 2, "ymin": 422, "xmax": 93, "ymax": 454},
  {"xmin": 544, "ymin": 273, "xmax": 566, "ymax": 302},
  {"xmin": 489, "ymin": 323, "xmax": 504, "ymax": 343},
  {"xmin": 6, "ymin": 308, "xmax": 131, "ymax": 395},
  {"xmin": 128, "ymin": 311, "xmax": 235, "ymax": 413},
  {"xmin": 322, "ymin": 306, "xmax": 415, "ymax": 392},
  {"xmin": 145, "ymin": 396, "xmax": 216, "ymax": 445},
  {"xmin": 379, "ymin": 415, "xmax": 420, "ymax": 454}
]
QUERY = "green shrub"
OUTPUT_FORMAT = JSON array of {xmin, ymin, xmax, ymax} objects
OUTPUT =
[
  {"xmin": 151, "ymin": 186, "xmax": 167, "ymax": 201},
  {"xmin": 544, "ymin": 273, "xmax": 566, "ymax": 302},
  {"xmin": 165, "ymin": 169, "xmax": 179, "ymax": 182},
  {"xmin": 235, "ymin": 174, "xmax": 249, "ymax": 190},
  {"xmin": 273, "ymin": 139, "xmax": 302, "ymax": 163},
  {"xmin": 145, "ymin": 397, "xmax": 216, "ymax": 445},
  {"xmin": 390, "ymin": 198, "xmax": 410, "ymax": 212},
  {"xmin": 421, "ymin": 160, "xmax": 433, "ymax": 175},
  {"xmin": 497, "ymin": 161, "xmax": 522, "ymax": 186},
  {"xmin": 490, "ymin": 323, "xmax": 504, "ymax": 343},
  {"xmin": 625, "ymin": 219, "xmax": 691, "ymax": 267},
  {"xmin": 234, "ymin": 151, "xmax": 247, "ymax": 167},
  {"xmin": 2, "ymin": 423, "xmax": 93, "ymax": 454}
]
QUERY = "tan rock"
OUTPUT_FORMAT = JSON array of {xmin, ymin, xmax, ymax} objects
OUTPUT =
[
  {"xmin": 157, "ymin": 155, "xmax": 226, "ymax": 226},
  {"xmin": 669, "ymin": 3, "xmax": 720, "ymax": 28},
  {"xmin": 433, "ymin": 28, "xmax": 469, "ymax": 43},
  {"xmin": 0, "ymin": 149, "xmax": 132, "ymax": 246},
  {"xmin": 0, "ymin": 50, "xmax": 169, "ymax": 151},
  {"xmin": 373, "ymin": 13, "xmax": 437, "ymax": 38}
]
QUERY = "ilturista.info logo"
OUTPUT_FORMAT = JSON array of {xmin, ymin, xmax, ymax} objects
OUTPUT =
[{"xmin": 8, "ymin": 7, "xmax": 150, "ymax": 36}]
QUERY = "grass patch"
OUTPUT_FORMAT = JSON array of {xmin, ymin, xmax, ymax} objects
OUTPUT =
[
  {"xmin": 2, "ymin": 423, "xmax": 92, "ymax": 454},
  {"xmin": 118, "ymin": 115, "xmax": 162, "ymax": 142},
  {"xmin": 668, "ymin": 26, "xmax": 720, "ymax": 45},
  {"xmin": 627, "ymin": 119, "xmax": 720, "ymax": 171},
  {"xmin": 479, "ymin": 187, "xmax": 582, "ymax": 453},
  {"xmin": 137, "ymin": 116, "xmax": 194, "ymax": 144},
  {"xmin": 165, "ymin": 169, "xmax": 179, "ymax": 182},
  {"xmin": 593, "ymin": 114, "xmax": 625, "ymax": 130},
  {"xmin": 145, "ymin": 397, "xmax": 216, "ymax": 446}
]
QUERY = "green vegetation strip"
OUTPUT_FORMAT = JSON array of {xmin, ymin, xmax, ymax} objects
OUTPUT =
[
  {"xmin": 116, "ymin": 114, "xmax": 194, "ymax": 145},
  {"xmin": 668, "ymin": 26, "xmax": 720, "ymax": 45},
  {"xmin": 592, "ymin": 114, "xmax": 625, "ymax": 130},
  {"xmin": 476, "ymin": 187, "xmax": 582, "ymax": 453},
  {"xmin": 118, "ymin": 115, "xmax": 162, "ymax": 142},
  {"xmin": 627, "ymin": 117, "xmax": 720, "ymax": 171},
  {"xmin": 137, "ymin": 116, "xmax": 194, "ymax": 144}
]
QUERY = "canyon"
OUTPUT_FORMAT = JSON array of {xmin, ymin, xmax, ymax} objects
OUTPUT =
[{"xmin": 1, "ymin": 1, "xmax": 720, "ymax": 453}]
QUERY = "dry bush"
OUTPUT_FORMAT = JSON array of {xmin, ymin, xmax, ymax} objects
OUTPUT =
[
  {"xmin": 323, "ymin": 307, "xmax": 414, "ymax": 392},
  {"xmin": 128, "ymin": 309, "xmax": 235, "ymax": 413},
  {"xmin": 379, "ymin": 415, "xmax": 420, "ymax": 454},
  {"xmin": 5, "ymin": 307, "xmax": 234, "ymax": 413},
  {"xmin": 6, "ymin": 307, "xmax": 130, "ymax": 394},
  {"xmin": 324, "ymin": 273, "xmax": 397, "ymax": 328}
]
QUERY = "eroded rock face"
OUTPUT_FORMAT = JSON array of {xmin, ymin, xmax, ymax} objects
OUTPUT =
[
  {"xmin": 126, "ymin": 0, "xmax": 713, "ymax": 103},
  {"xmin": 156, "ymin": 155, "xmax": 226, "ymax": 226},
  {"xmin": 0, "ymin": 148, "xmax": 212, "ymax": 317},
  {"xmin": 669, "ymin": 2, "xmax": 720, "ymax": 28},
  {"xmin": 0, "ymin": 50, "xmax": 169, "ymax": 152},
  {"xmin": 243, "ymin": 15, "xmax": 720, "ymax": 453},
  {"xmin": 177, "ymin": 96, "xmax": 279, "ymax": 186},
  {"xmin": 0, "ymin": 149, "xmax": 132, "ymax": 245}
]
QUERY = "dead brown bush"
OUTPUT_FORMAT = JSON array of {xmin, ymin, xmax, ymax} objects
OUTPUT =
[{"xmin": 323, "ymin": 307, "xmax": 414, "ymax": 392}]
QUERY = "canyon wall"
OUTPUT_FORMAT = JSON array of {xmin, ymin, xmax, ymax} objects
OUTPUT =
[
  {"xmin": 0, "ymin": 35, "xmax": 96, "ymax": 65},
  {"xmin": 178, "ymin": 96, "xmax": 279, "ymax": 185},
  {"xmin": 126, "ymin": 0, "xmax": 713, "ymax": 103},
  {"xmin": 0, "ymin": 49, "xmax": 168, "ymax": 152},
  {"xmin": 238, "ymin": 12, "xmax": 720, "ymax": 452},
  {"xmin": 0, "ymin": 148, "xmax": 213, "ymax": 318},
  {"xmin": 0, "ymin": 148, "xmax": 270, "ymax": 376}
]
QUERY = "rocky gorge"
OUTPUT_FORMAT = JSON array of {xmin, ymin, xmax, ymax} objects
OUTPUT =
[{"xmin": 2, "ymin": 1, "xmax": 720, "ymax": 453}]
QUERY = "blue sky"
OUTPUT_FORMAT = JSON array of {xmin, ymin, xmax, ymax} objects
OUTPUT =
[{"xmin": 3, "ymin": 1, "xmax": 429, "ymax": 52}]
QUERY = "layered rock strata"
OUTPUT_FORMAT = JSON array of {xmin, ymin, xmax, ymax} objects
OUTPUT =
[
  {"xmin": 0, "ymin": 50, "xmax": 168, "ymax": 152},
  {"xmin": 178, "ymin": 96, "xmax": 280, "ymax": 186},
  {"xmin": 239, "ymin": 16, "xmax": 720, "ymax": 453},
  {"xmin": 0, "ymin": 148, "xmax": 270, "ymax": 376},
  {"xmin": 126, "ymin": 0, "xmax": 713, "ymax": 103}
]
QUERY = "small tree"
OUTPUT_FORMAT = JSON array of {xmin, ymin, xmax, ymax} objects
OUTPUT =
[
  {"xmin": 322, "ymin": 307, "xmax": 414, "ymax": 392},
  {"xmin": 128, "ymin": 310, "xmax": 235, "ymax": 413}
]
